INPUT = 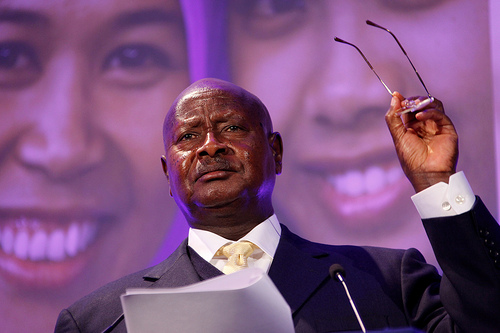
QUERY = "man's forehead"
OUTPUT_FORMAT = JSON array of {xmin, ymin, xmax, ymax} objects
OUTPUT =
[
  {"xmin": 180, "ymin": 86, "xmax": 243, "ymax": 105},
  {"xmin": 172, "ymin": 89, "xmax": 252, "ymax": 119},
  {"xmin": 163, "ymin": 78, "xmax": 273, "ymax": 141}
]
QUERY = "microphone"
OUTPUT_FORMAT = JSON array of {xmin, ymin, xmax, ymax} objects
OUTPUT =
[{"xmin": 329, "ymin": 264, "xmax": 367, "ymax": 333}]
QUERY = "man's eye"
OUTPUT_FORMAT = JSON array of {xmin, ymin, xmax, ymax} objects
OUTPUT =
[
  {"xmin": 226, "ymin": 125, "xmax": 241, "ymax": 132},
  {"xmin": 102, "ymin": 43, "xmax": 173, "ymax": 87},
  {"xmin": 231, "ymin": 0, "xmax": 307, "ymax": 39},
  {"xmin": 180, "ymin": 133, "xmax": 195, "ymax": 141},
  {"xmin": 0, "ymin": 41, "xmax": 41, "ymax": 88}
]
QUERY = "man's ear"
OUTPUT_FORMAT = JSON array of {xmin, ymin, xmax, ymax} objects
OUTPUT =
[
  {"xmin": 269, "ymin": 132, "xmax": 283, "ymax": 175},
  {"xmin": 160, "ymin": 155, "xmax": 168, "ymax": 176},
  {"xmin": 160, "ymin": 155, "xmax": 173, "ymax": 197}
]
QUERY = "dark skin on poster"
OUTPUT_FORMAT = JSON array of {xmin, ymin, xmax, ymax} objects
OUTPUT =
[{"xmin": 0, "ymin": 0, "xmax": 188, "ymax": 332}]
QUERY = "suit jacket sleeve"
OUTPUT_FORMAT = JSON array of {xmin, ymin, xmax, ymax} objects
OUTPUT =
[{"xmin": 420, "ymin": 196, "xmax": 500, "ymax": 332}]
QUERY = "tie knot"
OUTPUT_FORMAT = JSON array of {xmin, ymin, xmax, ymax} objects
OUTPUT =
[
  {"xmin": 220, "ymin": 241, "xmax": 256, "ymax": 259},
  {"xmin": 217, "ymin": 241, "xmax": 258, "ymax": 274}
]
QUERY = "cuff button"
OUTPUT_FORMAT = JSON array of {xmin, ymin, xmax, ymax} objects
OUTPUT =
[{"xmin": 455, "ymin": 195, "xmax": 465, "ymax": 204}]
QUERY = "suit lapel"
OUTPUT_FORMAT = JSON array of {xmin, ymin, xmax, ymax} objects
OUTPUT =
[
  {"xmin": 269, "ymin": 225, "xmax": 336, "ymax": 315},
  {"xmin": 188, "ymin": 246, "xmax": 225, "ymax": 280},
  {"xmin": 141, "ymin": 239, "xmax": 222, "ymax": 288}
]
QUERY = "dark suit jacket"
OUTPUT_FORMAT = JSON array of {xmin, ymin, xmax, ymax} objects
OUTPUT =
[{"xmin": 54, "ymin": 197, "xmax": 500, "ymax": 333}]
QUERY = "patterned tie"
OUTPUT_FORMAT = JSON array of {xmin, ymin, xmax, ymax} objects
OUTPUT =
[{"xmin": 218, "ymin": 241, "xmax": 257, "ymax": 274}]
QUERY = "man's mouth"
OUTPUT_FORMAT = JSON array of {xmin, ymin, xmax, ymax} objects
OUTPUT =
[
  {"xmin": 196, "ymin": 161, "xmax": 235, "ymax": 182},
  {"xmin": 197, "ymin": 169, "xmax": 234, "ymax": 182},
  {"xmin": 0, "ymin": 213, "xmax": 103, "ymax": 289}
]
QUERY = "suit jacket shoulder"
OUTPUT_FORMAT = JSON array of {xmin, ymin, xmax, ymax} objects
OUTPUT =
[{"xmin": 55, "ymin": 239, "xmax": 195, "ymax": 332}]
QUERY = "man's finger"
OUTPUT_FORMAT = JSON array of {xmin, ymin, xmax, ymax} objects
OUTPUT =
[{"xmin": 385, "ymin": 93, "xmax": 406, "ymax": 142}]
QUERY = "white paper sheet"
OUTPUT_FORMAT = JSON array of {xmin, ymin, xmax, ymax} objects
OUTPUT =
[{"xmin": 120, "ymin": 268, "xmax": 294, "ymax": 333}]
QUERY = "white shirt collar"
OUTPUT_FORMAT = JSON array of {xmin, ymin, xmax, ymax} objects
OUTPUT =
[{"xmin": 188, "ymin": 214, "xmax": 282, "ymax": 263}]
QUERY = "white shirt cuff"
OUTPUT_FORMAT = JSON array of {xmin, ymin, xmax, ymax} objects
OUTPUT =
[{"xmin": 411, "ymin": 171, "xmax": 476, "ymax": 219}]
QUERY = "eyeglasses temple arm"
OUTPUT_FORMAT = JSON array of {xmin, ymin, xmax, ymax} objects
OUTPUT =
[
  {"xmin": 366, "ymin": 20, "xmax": 432, "ymax": 98},
  {"xmin": 334, "ymin": 37, "xmax": 394, "ymax": 96}
]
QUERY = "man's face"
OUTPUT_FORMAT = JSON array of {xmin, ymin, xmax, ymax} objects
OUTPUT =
[
  {"xmin": 163, "ymin": 84, "xmax": 279, "ymax": 228},
  {"xmin": 228, "ymin": 0, "xmax": 496, "ymax": 255},
  {"xmin": 0, "ymin": 0, "xmax": 188, "ymax": 330}
]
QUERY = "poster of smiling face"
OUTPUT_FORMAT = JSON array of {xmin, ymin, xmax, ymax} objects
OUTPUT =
[
  {"xmin": 0, "ymin": 0, "xmax": 498, "ymax": 332},
  {"xmin": 203, "ymin": 0, "xmax": 496, "ymax": 265},
  {"xmin": 0, "ymin": 0, "xmax": 189, "ymax": 331}
]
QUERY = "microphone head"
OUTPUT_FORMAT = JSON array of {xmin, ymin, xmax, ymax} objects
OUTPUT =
[{"xmin": 329, "ymin": 264, "xmax": 346, "ymax": 282}]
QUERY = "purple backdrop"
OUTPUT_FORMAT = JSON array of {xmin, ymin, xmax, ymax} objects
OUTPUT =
[{"xmin": 0, "ymin": 0, "xmax": 496, "ymax": 331}]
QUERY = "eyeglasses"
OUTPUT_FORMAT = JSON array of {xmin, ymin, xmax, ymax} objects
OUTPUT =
[{"xmin": 334, "ymin": 20, "xmax": 434, "ymax": 115}]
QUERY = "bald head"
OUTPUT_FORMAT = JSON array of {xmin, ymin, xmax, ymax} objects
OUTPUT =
[{"xmin": 163, "ymin": 78, "xmax": 273, "ymax": 147}]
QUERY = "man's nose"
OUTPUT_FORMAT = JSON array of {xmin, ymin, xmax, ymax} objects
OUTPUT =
[
  {"xmin": 196, "ymin": 132, "xmax": 228, "ymax": 158},
  {"xmin": 15, "ymin": 54, "xmax": 105, "ymax": 180}
]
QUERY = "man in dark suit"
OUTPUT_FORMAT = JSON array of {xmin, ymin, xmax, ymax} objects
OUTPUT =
[{"xmin": 55, "ymin": 78, "xmax": 500, "ymax": 332}]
